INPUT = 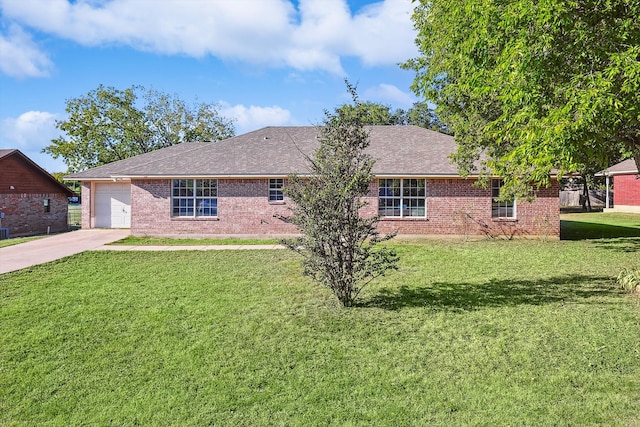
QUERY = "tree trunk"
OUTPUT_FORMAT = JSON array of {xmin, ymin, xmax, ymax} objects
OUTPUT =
[{"xmin": 581, "ymin": 180, "xmax": 592, "ymax": 212}]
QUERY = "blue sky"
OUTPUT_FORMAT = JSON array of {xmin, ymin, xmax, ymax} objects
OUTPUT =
[{"xmin": 0, "ymin": 0, "xmax": 420, "ymax": 172}]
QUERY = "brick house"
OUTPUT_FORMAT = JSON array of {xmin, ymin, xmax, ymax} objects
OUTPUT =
[
  {"xmin": 0, "ymin": 149, "xmax": 75, "ymax": 237},
  {"xmin": 599, "ymin": 158, "xmax": 640, "ymax": 213},
  {"xmin": 66, "ymin": 126, "xmax": 560, "ymax": 238}
]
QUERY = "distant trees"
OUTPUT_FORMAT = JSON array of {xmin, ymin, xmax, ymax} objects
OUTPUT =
[
  {"xmin": 282, "ymin": 84, "xmax": 399, "ymax": 307},
  {"xmin": 336, "ymin": 100, "xmax": 450, "ymax": 134},
  {"xmin": 403, "ymin": 0, "xmax": 640, "ymax": 198},
  {"xmin": 44, "ymin": 85, "xmax": 235, "ymax": 172}
]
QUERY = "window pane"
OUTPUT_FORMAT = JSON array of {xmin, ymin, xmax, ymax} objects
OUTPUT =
[
  {"xmin": 172, "ymin": 198, "xmax": 194, "ymax": 216},
  {"xmin": 196, "ymin": 198, "xmax": 217, "ymax": 216},
  {"xmin": 172, "ymin": 179, "xmax": 218, "ymax": 217},
  {"xmin": 380, "ymin": 179, "xmax": 426, "ymax": 218},
  {"xmin": 269, "ymin": 179, "xmax": 284, "ymax": 201},
  {"xmin": 269, "ymin": 190, "xmax": 284, "ymax": 201},
  {"xmin": 491, "ymin": 179, "xmax": 515, "ymax": 218},
  {"xmin": 379, "ymin": 197, "xmax": 401, "ymax": 217}
]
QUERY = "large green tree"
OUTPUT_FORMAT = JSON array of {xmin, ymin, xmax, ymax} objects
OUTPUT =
[
  {"xmin": 403, "ymin": 0, "xmax": 640, "ymax": 197},
  {"xmin": 336, "ymin": 100, "xmax": 449, "ymax": 133},
  {"xmin": 282, "ymin": 85, "xmax": 398, "ymax": 307},
  {"xmin": 335, "ymin": 101, "xmax": 406, "ymax": 125},
  {"xmin": 44, "ymin": 85, "xmax": 235, "ymax": 172}
]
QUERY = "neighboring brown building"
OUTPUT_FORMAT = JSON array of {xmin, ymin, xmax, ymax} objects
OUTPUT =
[
  {"xmin": 0, "ymin": 149, "xmax": 74, "ymax": 237},
  {"xmin": 66, "ymin": 126, "xmax": 560, "ymax": 238}
]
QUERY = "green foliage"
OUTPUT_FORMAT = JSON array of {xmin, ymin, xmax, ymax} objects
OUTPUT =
[
  {"xmin": 282, "ymin": 84, "xmax": 399, "ymax": 307},
  {"xmin": 44, "ymin": 85, "xmax": 235, "ymax": 172},
  {"xmin": 406, "ymin": 101, "xmax": 450, "ymax": 134},
  {"xmin": 335, "ymin": 100, "xmax": 406, "ymax": 125},
  {"xmin": 403, "ymin": 0, "xmax": 640, "ymax": 198},
  {"xmin": 50, "ymin": 172, "xmax": 81, "ymax": 194},
  {"xmin": 617, "ymin": 268, "xmax": 640, "ymax": 294},
  {"xmin": 335, "ymin": 100, "xmax": 450, "ymax": 133}
]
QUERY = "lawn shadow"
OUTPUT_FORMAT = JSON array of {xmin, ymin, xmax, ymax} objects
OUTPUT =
[
  {"xmin": 590, "ymin": 237, "xmax": 640, "ymax": 253},
  {"xmin": 561, "ymin": 220, "xmax": 640, "ymax": 240},
  {"xmin": 360, "ymin": 275, "xmax": 615, "ymax": 311}
]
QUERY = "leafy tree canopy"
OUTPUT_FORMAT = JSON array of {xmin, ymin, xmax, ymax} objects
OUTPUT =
[
  {"xmin": 45, "ymin": 85, "xmax": 235, "ymax": 172},
  {"xmin": 282, "ymin": 83, "xmax": 399, "ymax": 307},
  {"xmin": 335, "ymin": 101, "xmax": 406, "ymax": 125},
  {"xmin": 403, "ymin": 0, "xmax": 640, "ymax": 198},
  {"xmin": 336, "ymin": 100, "xmax": 450, "ymax": 134}
]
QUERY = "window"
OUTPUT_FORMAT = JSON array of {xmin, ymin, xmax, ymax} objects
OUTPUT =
[
  {"xmin": 269, "ymin": 178, "xmax": 284, "ymax": 202},
  {"xmin": 491, "ymin": 179, "xmax": 515, "ymax": 218},
  {"xmin": 378, "ymin": 179, "xmax": 426, "ymax": 218},
  {"xmin": 44, "ymin": 198, "xmax": 50, "ymax": 213},
  {"xmin": 172, "ymin": 179, "xmax": 217, "ymax": 217}
]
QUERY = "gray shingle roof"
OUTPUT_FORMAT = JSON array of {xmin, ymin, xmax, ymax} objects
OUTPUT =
[
  {"xmin": 66, "ymin": 126, "xmax": 462, "ymax": 180},
  {"xmin": 597, "ymin": 158, "xmax": 638, "ymax": 176}
]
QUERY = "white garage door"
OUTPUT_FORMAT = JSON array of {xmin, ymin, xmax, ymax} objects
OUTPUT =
[{"xmin": 95, "ymin": 183, "xmax": 131, "ymax": 228}]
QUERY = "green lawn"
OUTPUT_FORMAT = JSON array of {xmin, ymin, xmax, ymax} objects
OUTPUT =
[
  {"xmin": 1, "ymin": 217, "xmax": 639, "ymax": 425},
  {"xmin": 561, "ymin": 212, "xmax": 640, "ymax": 240},
  {"xmin": 110, "ymin": 236, "xmax": 280, "ymax": 245},
  {"xmin": 0, "ymin": 235, "xmax": 43, "ymax": 248}
]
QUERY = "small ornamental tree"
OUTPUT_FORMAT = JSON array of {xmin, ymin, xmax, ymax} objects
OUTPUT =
[{"xmin": 282, "ymin": 85, "xmax": 399, "ymax": 307}]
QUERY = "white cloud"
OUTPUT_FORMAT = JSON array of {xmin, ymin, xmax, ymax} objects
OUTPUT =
[
  {"xmin": 0, "ymin": 24, "xmax": 53, "ymax": 78},
  {"xmin": 1, "ymin": 110, "xmax": 58, "ymax": 148},
  {"xmin": 0, "ymin": 111, "xmax": 66, "ymax": 172},
  {"xmin": 349, "ymin": 0, "xmax": 417, "ymax": 65},
  {"xmin": 219, "ymin": 102, "xmax": 293, "ymax": 133},
  {"xmin": 0, "ymin": 0, "xmax": 417, "ymax": 75},
  {"xmin": 364, "ymin": 83, "xmax": 416, "ymax": 108}
]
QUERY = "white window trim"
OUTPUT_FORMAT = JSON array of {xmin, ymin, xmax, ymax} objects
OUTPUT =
[
  {"xmin": 268, "ymin": 178, "xmax": 285, "ymax": 203},
  {"xmin": 171, "ymin": 179, "xmax": 218, "ymax": 218},
  {"xmin": 491, "ymin": 179, "xmax": 516, "ymax": 219},
  {"xmin": 378, "ymin": 178, "xmax": 427, "ymax": 218}
]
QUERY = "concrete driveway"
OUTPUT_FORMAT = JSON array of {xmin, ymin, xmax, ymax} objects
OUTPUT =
[{"xmin": 0, "ymin": 229, "xmax": 130, "ymax": 274}]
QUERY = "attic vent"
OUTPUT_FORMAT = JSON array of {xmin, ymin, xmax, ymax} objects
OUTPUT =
[{"xmin": 264, "ymin": 136, "xmax": 269, "ymax": 140}]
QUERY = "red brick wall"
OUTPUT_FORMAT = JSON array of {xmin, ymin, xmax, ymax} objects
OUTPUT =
[
  {"xmin": 0, "ymin": 193, "xmax": 69, "ymax": 237},
  {"xmin": 365, "ymin": 179, "xmax": 559, "ymax": 237},
  {"xmin": 614, "ymin": 174, "xmax": 640, "ymax": 206},
  {"xmin": 128, "ymin": 178, "xmax": 560, "ymax": 238},
  {"xmin": 81, "ymin": 182, "xmax": 92, "ymax": 229},
  {"xmin": 131, "ymin": 179, "xmax": 298, "ymax": 236}
]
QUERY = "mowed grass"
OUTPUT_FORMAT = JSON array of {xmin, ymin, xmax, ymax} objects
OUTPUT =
[
  {"xmin": 111, "ymin": 236, "xmax": 280, "ymax": 246},
  {"xmin": 1, "ymin": 219, "xmax": 640, "ymax": 425},
  {"xmin": 0, "ymin": 235, "xmax": 43, "ymax": 249},
  {"xmin": 561, "ymin": 211, "xmax": 640, "ymax": 240}
]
